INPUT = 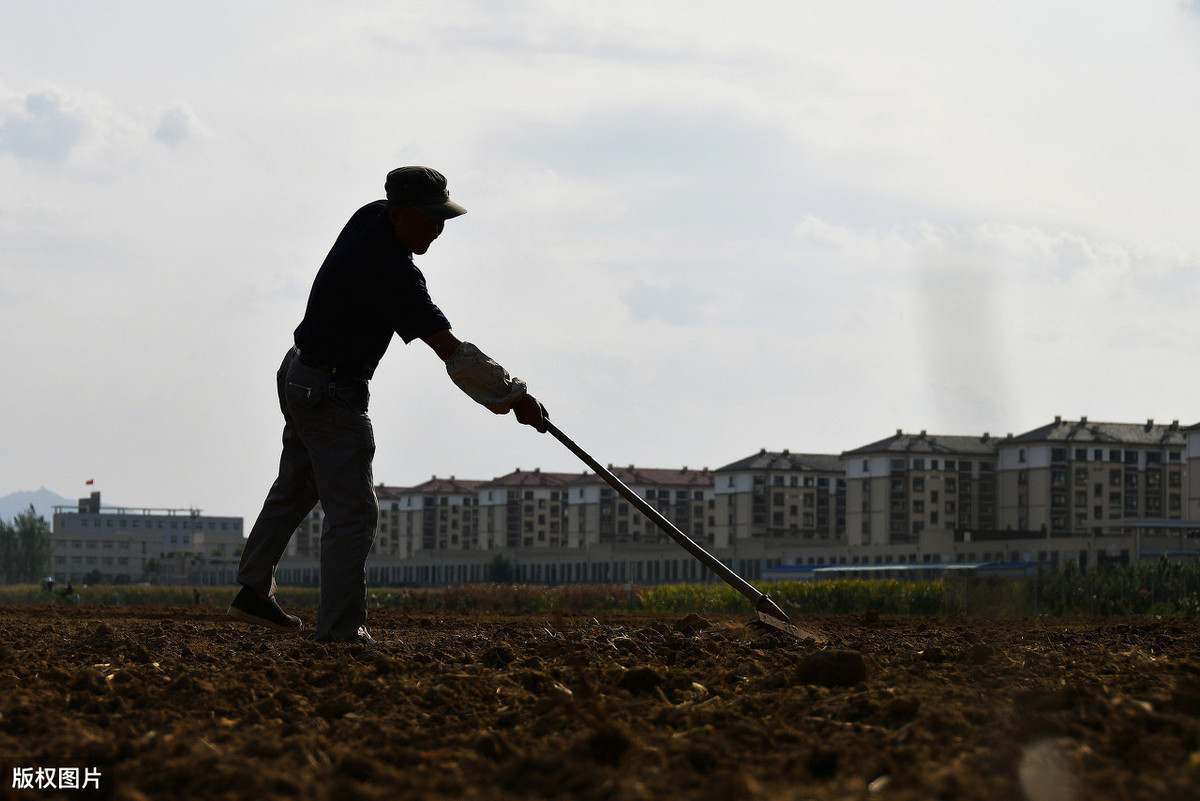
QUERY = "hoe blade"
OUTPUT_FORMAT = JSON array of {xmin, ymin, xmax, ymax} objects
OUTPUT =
[{"xmin": 755, "ymin": 610, "xmax": 825, "ymax": 643}]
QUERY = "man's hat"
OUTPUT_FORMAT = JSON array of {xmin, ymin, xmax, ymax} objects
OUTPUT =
[{"xmin": 385, "ymin": 166, "xmax": 467, "ymax": 219}]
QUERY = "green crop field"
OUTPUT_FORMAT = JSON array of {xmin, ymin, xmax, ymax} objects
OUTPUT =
[{"xmin": 6, "ymin": 558, "xmax": 1200, "ymax": 617}]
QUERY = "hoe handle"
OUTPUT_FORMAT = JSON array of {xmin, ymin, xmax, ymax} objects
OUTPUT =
[{"xmin": 544, "ymin": 420, "xmax": 791, "ymax": 623}]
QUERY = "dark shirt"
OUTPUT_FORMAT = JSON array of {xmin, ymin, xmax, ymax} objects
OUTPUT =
[{"xmin": 293, "ymin": 201, "xmax": 451, "ymax": 379}]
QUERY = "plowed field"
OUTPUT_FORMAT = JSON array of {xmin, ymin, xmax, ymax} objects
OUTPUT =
[{"xmin": 1, "ymin": 605, "xmax": 1199, "ymax": 800}]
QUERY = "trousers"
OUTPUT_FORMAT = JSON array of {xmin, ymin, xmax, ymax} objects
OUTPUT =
[{"xmin": 236, "ymin": 348, "xmax": 378, "ymax": 640}]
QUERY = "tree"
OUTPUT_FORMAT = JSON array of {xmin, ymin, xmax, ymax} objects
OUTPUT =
[
  {"xmin": 0, "ymin": 518, "xmax": 16, "ymax": 584},
  {"xmin": 0, "ymin": 505, "xmax": 52, "ymax": 584},
  {"xmin": 487, "ymin": 552, "xmax": 515, "ymax": 583}
]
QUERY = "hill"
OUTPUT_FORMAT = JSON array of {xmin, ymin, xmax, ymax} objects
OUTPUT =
[{"xmin": 0, "ymin": 488, "xmax": 74, "ymax": 524}]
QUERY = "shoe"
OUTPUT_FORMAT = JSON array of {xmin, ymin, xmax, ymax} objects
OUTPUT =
[
  {"xmin": 227, "ymin": 586, "xmax": 302, "ymax": 631},
  {"xmin": 316, "ymin": 626, "xmax": 376, "ymax": 645}
]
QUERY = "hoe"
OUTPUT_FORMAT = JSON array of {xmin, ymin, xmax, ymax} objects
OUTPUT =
[{"xmin": 545, "ymin": 420, "xmax": 822, "ymax": 642}]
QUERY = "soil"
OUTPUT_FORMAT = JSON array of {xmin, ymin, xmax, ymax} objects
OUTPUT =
[{"xmin": 1, "ymin": 605, "xmax": 1199, "ymax": 800}]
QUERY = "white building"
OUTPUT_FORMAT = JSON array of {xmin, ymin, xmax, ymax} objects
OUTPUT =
[{"xmin": 51, "ymin": 492, "xmax": 243, "ymax": 584}]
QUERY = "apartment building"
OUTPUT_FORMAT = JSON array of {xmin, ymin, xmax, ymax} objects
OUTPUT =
[
  {"xmin": 286, "ymin": 478, "xmax": 485, "ymax": 560},
  {"xmin": 998, "ymin": 417, "xmax": 1187, "ymax": 535},
  {"xmin": 843, "ymin": 431, "xmax": 997, "ymax": 557},
  {"xmin": 144, "ymin": 415, "xmax": 1196, "ymax": 589},
  {"xmin": 475, "ymin": 469, "xmax": 578, "ymax": 549},
  {"xmin": 50, "ymin": 491, "xmax": 243, "ymax": 583},
  {"xmin": 377, "ymin": 477, "xmax": 484, "ymax": 555},
  {"xmin": 565, "ymin": 466, "xmax": 712, "ymax": 548},
  {"xmin": 1189, "ymin": 423, "xmax": 1200, "ymax": 522},
  {"xmin": 709, "ymin": 450, "xmax": 845, "ymax": 552}
]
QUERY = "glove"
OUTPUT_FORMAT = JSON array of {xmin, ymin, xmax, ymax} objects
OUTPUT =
[{"xmin": 445, "ymin": 342, "xmax": 529, "ymax": 414}]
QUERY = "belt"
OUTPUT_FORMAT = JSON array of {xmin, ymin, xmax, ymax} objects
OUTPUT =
[{"xmin": 293, "ymin": 347, "xmax": 363, "ymax": 380}]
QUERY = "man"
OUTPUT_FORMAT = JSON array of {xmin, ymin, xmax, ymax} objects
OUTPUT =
[{"xmin": 228, "ymin": 166, "xmax": 547, "ymax": 644}]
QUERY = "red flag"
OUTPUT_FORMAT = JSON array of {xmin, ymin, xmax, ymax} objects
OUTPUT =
[{"xmin": 86, "ymin": 479, "xmax": 94, "ymax": 485}]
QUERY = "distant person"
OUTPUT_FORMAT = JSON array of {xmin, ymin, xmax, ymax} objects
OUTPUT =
[{"xmin": 227, "ymin": 166, "xmax": 547, "ymax": 644}]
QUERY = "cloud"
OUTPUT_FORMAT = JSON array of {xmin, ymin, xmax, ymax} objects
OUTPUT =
[
  {"xmin": 153, "ymin": 103, "xmax": 205, "ymax": 147},
  {"xmin": 0, "ymin": 87, "xmax": 210, "ymax": 175},
  {"xmin": 0, "ymin": 90, "xmax": 87, "ymax": 162}
]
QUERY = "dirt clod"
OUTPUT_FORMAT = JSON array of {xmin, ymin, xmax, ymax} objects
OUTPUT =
[
  {"xmin": 617, "ymin": 665, "xmax": 664, "ymax": 694},
  {"xmin": 795, "ymin": 649, "xmax": 868, "ymax": 687}
]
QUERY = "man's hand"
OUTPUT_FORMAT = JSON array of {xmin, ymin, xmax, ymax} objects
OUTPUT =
[{"xmin": 514, "ymin": 394, "xmax": 549, "ymax": 432}]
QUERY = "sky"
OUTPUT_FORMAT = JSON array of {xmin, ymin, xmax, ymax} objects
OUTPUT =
[{"xmin": 3, "ymin": 1, "xmax": 1200, "ymax": 523}]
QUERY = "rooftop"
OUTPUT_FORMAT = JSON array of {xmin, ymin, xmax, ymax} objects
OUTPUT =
[
  {"xmin": 842, "ymin": 430, "xmax": 999, "ymax": 457},
  {"xmin": 1007, "ymin": 416, "xmax": 1187, "ymax": 446},
  {"xmin": 716, "ymin": 449, "xmax": 845, "ymax": 473},
  {"xmin": 379, "ymin": 477, "xmax": 486, "ymax": 497},
  {"xmin": 575, "ymin": 465, "xmax": 713, "ymax": 487},
  {"xmin": 477, "ymin": 468, "xmax": 580, "ymax": 489}
]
